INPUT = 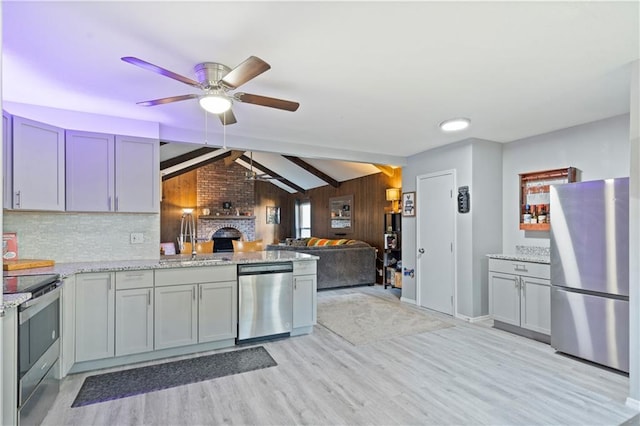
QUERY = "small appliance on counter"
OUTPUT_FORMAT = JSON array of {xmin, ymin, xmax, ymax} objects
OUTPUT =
[{"xmin": 3, "ymin": 273, "xmax": 62, "ymax": 426}]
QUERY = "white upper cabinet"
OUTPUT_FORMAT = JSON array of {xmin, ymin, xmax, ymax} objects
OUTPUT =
[
  {"xmin": 66, "ymin": 131, "xmax": 159, "ymax": 213},
  {"xmin": 12, "ymin": 116, "xmax": 65, "ymax": 210},
  {"xmin": 115, "ymin": 135, "xmax": 159, "ymax": 213},
  {"xmin": 3, "ymin": 111, "xmax": 13, "ymax": 209},
  {"xmin": 66, "ymin": 130, "xmax": 115, "ymax": 212}
]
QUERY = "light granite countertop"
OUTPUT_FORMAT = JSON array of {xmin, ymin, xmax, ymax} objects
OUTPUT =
[
  {"xmin": 3, "ymin": 250, "xmax": 317, "ymax": 310},
  {"xmin": 486, "ymin": 253, "xmax": 550, "ymax": 264}
]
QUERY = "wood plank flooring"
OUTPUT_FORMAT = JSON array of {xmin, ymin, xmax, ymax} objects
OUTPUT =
[{"xmin": 43, "ymin": 285, "xmax": 638, "ymax": 425}]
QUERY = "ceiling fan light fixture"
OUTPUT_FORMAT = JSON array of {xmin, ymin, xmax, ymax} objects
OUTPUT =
[
  {"xmin": 199, "ymin": 93, "xmax": 232, "ymax": 114},
  {"xmin": 439, "ymin": 117, "xmax": 471, "ymax": 132}
]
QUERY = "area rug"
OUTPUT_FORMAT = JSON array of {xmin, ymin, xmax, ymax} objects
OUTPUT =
[
  {"xmin": 317, "ymin": 292, "xmax": 454, "ymax": 346},
  {"xmin": 71, "ymin": 346, "xmax": 276, "ymax": 407}
]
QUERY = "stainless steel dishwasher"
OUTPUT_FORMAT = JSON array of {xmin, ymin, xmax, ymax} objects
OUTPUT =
[{"xmin": 237, "ymin": 262, "xmax": 293, "ymax": 343}]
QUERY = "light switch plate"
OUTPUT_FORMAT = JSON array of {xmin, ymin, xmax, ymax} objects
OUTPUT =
[{"xmin": 130, "ymin": 232, "xmax": 144, "ymax": 244}]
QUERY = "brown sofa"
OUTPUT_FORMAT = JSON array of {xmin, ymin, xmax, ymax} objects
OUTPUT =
[{"xmin": 266, "ymin": 237, "xmax": 376, "ymax": 290}]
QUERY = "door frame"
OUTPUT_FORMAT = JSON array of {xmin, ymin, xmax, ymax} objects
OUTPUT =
[{"xmin": 415, "ymin": 169, "xmax": 458, "ymax": 317}]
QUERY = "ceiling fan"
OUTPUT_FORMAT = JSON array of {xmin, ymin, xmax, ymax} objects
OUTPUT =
[
  {"xmin": 244, "ymin": 151, "xmax": 284, "ymax": 182},
  {"xmin": 121, "ymin": 56, "xmax": 300, "ymax": 125}
]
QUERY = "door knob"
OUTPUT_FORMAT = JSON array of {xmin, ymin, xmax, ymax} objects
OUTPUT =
[{"xmin": 418, "ymin": 248, "xmax": 425, "ymax": 254}]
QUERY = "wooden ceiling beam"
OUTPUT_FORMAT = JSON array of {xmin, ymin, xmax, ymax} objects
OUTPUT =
[
  {"xmin": 239, "ymin": 155, "xmax": 307, "ymax": 194},
  {"xmin": 374, "ymin": 164, "xmax": 395, "ymax": 177},
  {"xmin": 160, "ymin": 146, "xmax": 219, "ymax": 170},
  {"xmin": 283, "ymin": 155, "xmax": 340, "ymax": 188},
  {"xmin": 224, "ymin": 150, "xmax": 245, "ymax": 166},
  {"xmin": 162, "ymin": 151, "xmax": 232, "ymax": 181}
]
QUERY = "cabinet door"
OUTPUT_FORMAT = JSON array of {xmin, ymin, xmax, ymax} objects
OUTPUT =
[
  {"xmin": 12, "ymin": 116, "xmax": 65, "ymax": 210},
  {"xmin": 520, "ymin": 276, "xmax": 551, "ymax": 335},
  {"xmin": 75, "ymin": 273, "xmax": 115, "ymax": 362},
  {"xmin": 293, "ymin": 275, "xmax": 317, "ymax": 328},
  {"xmin": 66, "ymin": 130, "xmax": 115, "ymax": 212},
  {"xmin": 489, "ymin": 272, "xmax": 520, "ymax": 326},
  {"xmin": 198, "ymin": 281, "xmax": 237, "ymax": 343},
  {"xmin": 3, "ymin": 111, "xmax": 13, "ymax": 209},
  {"xmin": 115, "ymin": 288, "xmax": 154, "ymax": 356},
  {"xmin": 154, "ymin": 284, "xmax": 197, "ymax": 349},
  {"xmin": 60, "ymin": 275, "xmax": 76, "ymax": 377},
  {"xmin": 115, "ymin": 135, "xmax": 159, "ymax": 213}
]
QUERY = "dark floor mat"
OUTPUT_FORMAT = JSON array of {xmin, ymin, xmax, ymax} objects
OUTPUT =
[{"xmin": 71, "ymin": 346, "xmax": 277, "ymax": 407}]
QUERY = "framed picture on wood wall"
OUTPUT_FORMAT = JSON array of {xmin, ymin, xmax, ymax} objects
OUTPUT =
[
  {"xmin": 266, "ymin": 206, "xmax": 280, "ymax": 224},
  {"xmin": 402, "ymin": 192, "xmax": 415, "ymax": 217}
]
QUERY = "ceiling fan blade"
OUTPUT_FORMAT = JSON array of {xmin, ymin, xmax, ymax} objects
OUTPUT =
[
  {"xmin": 234, "ymin": 93, "xmax": 300, "ymax": 112},
  {"xmin": 217, "ymin": 108, "xmax": 237, "ymax": 125},
  {"xmin": 121, "ymin": 56, "xmax": 201, "ymax": 89},
  {"xmin": 136, "ymin": 94, "xmax": 199, "ymax": 106},
  {"xmin": 220, "ymin": 56, "xmax": 270, "ymax": 89}
]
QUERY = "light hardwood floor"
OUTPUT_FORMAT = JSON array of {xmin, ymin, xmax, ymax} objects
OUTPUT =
[{"xmin": 43, "ymin": 285, "xmax": 638, "ymax": 425}]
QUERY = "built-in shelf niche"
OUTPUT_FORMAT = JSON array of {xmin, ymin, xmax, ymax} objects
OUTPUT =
[{"xmin": 519, "ymin": 167, "xmax": 577, "ymax": 231}]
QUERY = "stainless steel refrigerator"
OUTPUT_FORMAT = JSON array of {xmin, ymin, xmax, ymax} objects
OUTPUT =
[{"xmin": 550, "ymin": 177, "xmax": 629, "ymax": 372}]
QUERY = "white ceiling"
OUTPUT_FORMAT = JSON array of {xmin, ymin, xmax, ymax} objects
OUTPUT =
[{"xmin": 2, "ymin": 1, "xmax": 639, "ymax": 181}]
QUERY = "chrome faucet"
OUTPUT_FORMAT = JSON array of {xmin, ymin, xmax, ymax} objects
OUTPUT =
[{"xmin": 178, "ymin": 209, "xmax": 197, "ymax": 258}]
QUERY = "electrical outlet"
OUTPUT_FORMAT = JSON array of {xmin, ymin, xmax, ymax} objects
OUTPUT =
[{"xmin": 130, "ymin": 233, "xmax": 144, "ymax": 244}]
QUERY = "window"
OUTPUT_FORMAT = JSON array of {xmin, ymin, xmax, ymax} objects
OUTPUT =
[{"xmin": 295, "ymin": 199, "xmax": 311, "ymax": 238}]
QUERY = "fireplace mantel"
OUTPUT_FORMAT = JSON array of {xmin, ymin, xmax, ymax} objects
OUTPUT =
[
  {"xmin": 197, "ymin": 216, "xmax": 256, "ymax": 241},
  {"xmin": 199, "ymin": 215, "xmax": 256, "ymax": 220}
]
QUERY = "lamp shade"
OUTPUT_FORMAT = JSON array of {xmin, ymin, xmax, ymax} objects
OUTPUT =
[
  {"xmin": 386, "ymin": 188, "xmax": 401, "ymax": 201},
  {"xmin": 199, "ymin": 93, "xmax": 232, "ymax": 114}
]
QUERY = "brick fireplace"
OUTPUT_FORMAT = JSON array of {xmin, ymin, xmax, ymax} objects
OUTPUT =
[{"xmin": 197, "ymin": 217, "xmax": 256, "ymax": 242}]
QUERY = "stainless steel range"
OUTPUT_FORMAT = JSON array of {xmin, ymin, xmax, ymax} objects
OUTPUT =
[{"xmin": 4, "ymin": 273, "xmax": 62, "ymax": 425}]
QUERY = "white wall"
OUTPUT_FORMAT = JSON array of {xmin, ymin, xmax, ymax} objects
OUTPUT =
[
  {"xmin": 471, "ymin": 141, "xmax": 503, "ymax": 317},
  {"xmin": 402, "ymin": 139, "xmax": 502, "ymax": 318},
  {"xmin": 502, "ymin": 114, "xmax": 630, "ymax": 253},
  {"xmin": 627, "ymin": 60, "xmax": 639, "ymax": 408}
]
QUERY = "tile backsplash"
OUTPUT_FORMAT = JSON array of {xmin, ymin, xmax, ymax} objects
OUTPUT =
[
  {"xmin": 516, "ymin": 245, "xmax": 550, "ymax": 257},
  {"xmin": 3, "ymin": 211, "xmax": 160, "ymax": 262}
]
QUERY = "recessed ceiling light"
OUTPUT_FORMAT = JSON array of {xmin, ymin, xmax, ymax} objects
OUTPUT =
[{"xmin": 439, "ymin": 118, "xmax": 471, "ymax": 132}]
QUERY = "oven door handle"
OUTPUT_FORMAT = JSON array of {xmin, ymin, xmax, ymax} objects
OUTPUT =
[{"xmin": 19, "ymin": 284, "xmax": 62, "ymax": 325}]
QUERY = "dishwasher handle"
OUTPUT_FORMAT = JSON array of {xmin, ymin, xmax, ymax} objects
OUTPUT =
[{"xmin": 238, "ymin": 262, "xmax": 293, "ymax": 275}]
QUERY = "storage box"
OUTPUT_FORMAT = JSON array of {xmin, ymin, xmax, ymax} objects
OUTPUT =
[{"xmin": 3, "ymin": 232, "xmax": 18, "ymax": 260}]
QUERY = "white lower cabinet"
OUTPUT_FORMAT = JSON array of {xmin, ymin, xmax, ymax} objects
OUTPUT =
[
  {"xmin": 489, "ymin": 259, "xmax": 550, "ymax": 336},
  {"xmin": 60, "ymin": 275, "xmax": 76, "ymax": 377},
  {"xmin": 75, "ymin": 272, "xmax": 115, "ymax": 362},
  {"xmin": 292, "ymin": 260, "xmax": 317, "ymax": 332},
  {"xmin": 199, "ymin": 281, "xmax": 237, "ymax": 343},
  {"xmin": 115, "ymin": 270, "xmax": 154, "ymax": 356},
  {"xmin": 116, "ymin": 288, "xmax": 154, "ymax": 356},
  {"xmin": 154, "ymin": 284, "xmax": 198, "ymax": 350},
  {"xmin": 154, "ymin": 265, "xmax": 238, "ymax": 350}
]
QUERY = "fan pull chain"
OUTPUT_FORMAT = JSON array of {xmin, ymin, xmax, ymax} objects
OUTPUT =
[
  {"xmin": 223, "ymin": 112, "xmax": 227, "ymax": 149},
  {"xmin": 204, "ymin": 108, "xmax": 208, "ymax": 145}
]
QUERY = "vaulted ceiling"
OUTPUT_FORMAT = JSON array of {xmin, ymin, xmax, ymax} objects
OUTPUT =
[{"xmin": 2, "ymin": 1, "xmax": 638, "ymax": 189}]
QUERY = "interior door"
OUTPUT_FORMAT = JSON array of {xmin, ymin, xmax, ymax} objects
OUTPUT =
[{"xmin": 417, "ymin": 171, "xmax": 455, "ymax": 315}]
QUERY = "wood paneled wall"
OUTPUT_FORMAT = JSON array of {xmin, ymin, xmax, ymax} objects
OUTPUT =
[
  {"xmin": 282, "ymin": 170, "xmax": 402, "ymax": 258},
  {"xmin": 160, "ymin": 170, "xmax": 198, "ymax": 252}
]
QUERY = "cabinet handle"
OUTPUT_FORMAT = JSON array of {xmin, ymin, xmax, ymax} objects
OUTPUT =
[
  {"xmin": 108, "ymin": 196, "xmax": 112, "ymax": 211},
  {"xmin": 115, "ymin": 196, "xmax": 119, "ymax": 211},
  {"xmin": 513, "ymin": 264, "xmax": 527, "ymax": 272},
  {"xmin": 515, "ymin": 277, "xmax": 520, "ymax": 289},
  {"xmin": 108, "ymin": 277, "xmax": 112, "ymax": 291},
  {"xmin": 147, "ymin": 289, "xmax": 151, "ymax": 306},
  {"xmin": 192, "ymin": 286, "xmax": 196, "ymax": 301},
  {"xmin": 199, "ymin": 286, "xmax": 203, "ymax": 300},
  {"xmin": 14, "ymin": 191, "xmax": 21, "ymax": 208}
]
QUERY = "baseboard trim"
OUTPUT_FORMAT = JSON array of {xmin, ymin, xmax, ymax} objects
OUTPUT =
[
  {"xmin": 626, "ymin": 397, "xmax": 640, "ymax": 411},
  {"xmin": 456, "ymin": 314, "xmax": 491, "ymax": 323},
  {"xmin": 400, "ymin": 296, "xmax": 416, "ymax": 304}
]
